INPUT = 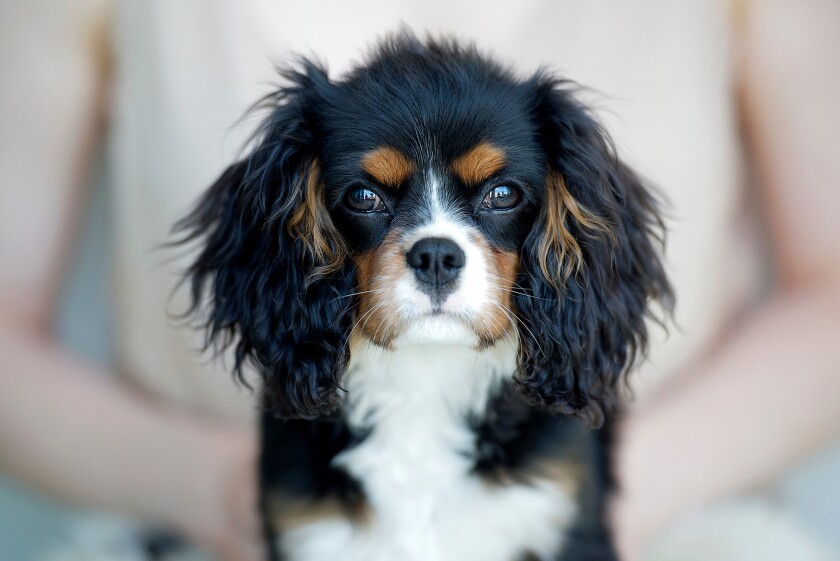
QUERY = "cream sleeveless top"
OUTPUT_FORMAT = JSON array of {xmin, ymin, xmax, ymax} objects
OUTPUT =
[{"xmin": 110, "ymin": 0, "xmax": 752, "ymax": 425}]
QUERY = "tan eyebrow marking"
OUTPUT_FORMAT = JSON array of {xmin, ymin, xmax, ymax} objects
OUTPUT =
[
  {"xmin": 360, "ymin": 146, "xmax": 416, "ymax": 186},
  {"xmin": 451, "ymin": 142, "xmax": 507, "ymax": 185}
]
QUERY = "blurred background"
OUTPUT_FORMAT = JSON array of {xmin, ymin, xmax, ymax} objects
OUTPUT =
[{"xmin": 1, "ymin": 1, "xmax": 839, "ymax": 561}]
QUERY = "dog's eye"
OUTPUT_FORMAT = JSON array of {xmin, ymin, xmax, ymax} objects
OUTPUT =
[
  {"xmin": 345, "ymin": 187, "xmax": 386, "ymax": 212},
  {"xmin": 481, "ymin": 185, "xmax": 521, "ymax": 210}
]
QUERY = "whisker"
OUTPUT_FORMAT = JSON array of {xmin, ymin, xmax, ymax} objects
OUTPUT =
[
  {"xmin": 496, "ymin": 300, "xmax": 546, "ymax": 359},
  {"xmin": 360, "ymin": 302, "xmax": 388, "ymax": 335},
  {"xmin": 370, "ymin": 306, "xmax": 393, "ymax": 346},
  {"xmin": 362, "ymin": 302, "xmax": 388, "ymax": 342},
  {"xmin": 490, "ymin": 303, "xmax": 518, "ymax": 343},
  {"xmin": 483, "ymin": 273, "xmax": 554, "ymax": 302},
  {"xmin": 347, "ymin": 301, "xmax": 385, "ymax": 343},
  {"xmin": 485, "ymin": 304, "xmax": 517, "ymax": 349},
  {"xmin": 331, "ymin": 288, "xmax": 387, "ymax": 302}
]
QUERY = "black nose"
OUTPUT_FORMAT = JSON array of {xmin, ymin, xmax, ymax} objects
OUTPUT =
[{"xmin": 406, "ymin": 237, "xmax": 465, "ymax": 288}]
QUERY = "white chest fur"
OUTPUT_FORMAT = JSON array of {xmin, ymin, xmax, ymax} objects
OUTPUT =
[{"xmin": 282, "ymin": 338, "xmax": 578, "ymax": 561}]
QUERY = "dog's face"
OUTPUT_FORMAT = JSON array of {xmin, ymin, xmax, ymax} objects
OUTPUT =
[
  {"xmin": 322, "ymin": 71, "xmax": 545, "ymax": 348},
  {"xmin": 177, "ymin": 36, "xmax": 671, "ymax": 426}
]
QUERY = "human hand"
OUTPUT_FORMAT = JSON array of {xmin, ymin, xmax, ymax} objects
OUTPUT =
[{"xmin": 166, "ymin": 426, "xmax": 265, "ymax": 561}]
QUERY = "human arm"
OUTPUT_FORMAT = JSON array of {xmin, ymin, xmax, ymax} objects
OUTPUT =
[
  {"xmin": 0, "ymin": 3, "xmax": 261, "ymax": 560},
  {"xmin": 612, "ymin": 0, "xmax": 840, "ymax": 558}
]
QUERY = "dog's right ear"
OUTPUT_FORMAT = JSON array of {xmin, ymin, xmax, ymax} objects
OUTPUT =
[{"xmin": 173, "ymin": 61, "xmax": 356, "ymax": 419}]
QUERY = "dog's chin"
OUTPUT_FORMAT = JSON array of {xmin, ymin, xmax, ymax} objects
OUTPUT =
[{"xmin": 392, "ymin": 313, "xmax": 480, "ymax": 348}]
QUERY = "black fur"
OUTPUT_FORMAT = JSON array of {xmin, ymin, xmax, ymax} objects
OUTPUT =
[
  {"xmin": 260, "ymin": 405, "xmax": 369, "ymax": 561},
  {"xmin": 472, "ymin": 386, "xmax": 619, "ymax": 559}
]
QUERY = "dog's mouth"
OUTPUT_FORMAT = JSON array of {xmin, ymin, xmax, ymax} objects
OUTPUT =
[
  {"xmin": 355, "ymin": 294, "xmax": 512, "ymax": 350},
  {"xmin": 394, "ymin": 310, "xmax": 480, "ymax": 347},
  {"xmin": 418, "ymin": 301, "xmax": 472, "ymax": 321}
]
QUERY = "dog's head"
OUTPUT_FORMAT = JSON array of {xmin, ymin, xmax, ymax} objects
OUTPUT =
[{"xmin": 176, "ymin": 35, "xmax": 672, "ymax": 427}]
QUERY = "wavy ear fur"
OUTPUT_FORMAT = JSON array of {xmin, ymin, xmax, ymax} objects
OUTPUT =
[
  {"xmin": 514, "ymin": 77, "xmax": 673, "ymax": 428},
  {"xmin": 174, "ymin": 62, "xmax": 355, "ymax": 419}
]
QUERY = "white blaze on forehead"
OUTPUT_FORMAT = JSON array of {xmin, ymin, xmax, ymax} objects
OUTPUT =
[
  {"xmin": 425, "ymin": 168, "xmax": 463, "ymax": 221},
  {"xmin": 427, "ymin": 168, "xmax": 444, "ymax": 218}
]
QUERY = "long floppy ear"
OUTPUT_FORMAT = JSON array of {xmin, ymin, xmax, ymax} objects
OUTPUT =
[
  {"xmin": 173, "ymin": 62, "xmax": 355, "ymax": 419},
  {"xmin": 514, "ymin": 77, "xmax": 673, "ymax": 428}
]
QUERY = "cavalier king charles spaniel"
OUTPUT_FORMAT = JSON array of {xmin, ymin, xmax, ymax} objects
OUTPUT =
[{"xmin": 176, "ymin": 34, "xmax": 671, "ymax": 561}]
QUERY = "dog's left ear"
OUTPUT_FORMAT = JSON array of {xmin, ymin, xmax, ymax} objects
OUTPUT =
[
  {"xmin": 173, "ymin": 62, "xmax": 356, "ymax": 419},
  {"xmin": 514, "ymin": 77, "xmax": 673, "ymax": 428}
]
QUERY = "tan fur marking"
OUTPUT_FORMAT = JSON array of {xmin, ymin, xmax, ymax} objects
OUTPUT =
[
  {"xmin": 452, "ymin": 142, "xmax": 507, "ymax": 185},
  {"xmin": 486, "ymin": 247, "xmax": 519, "ymax": 340},
  {"xmin": 478, "ymin": 459, "xmax": 583, "ymax": 496},
  {"xmin": 361, "ymin": 147, "xmax": 416, "ymax": 186},
  {"xmin": 466, "ymin": 232, "xmax": 519, "ymax": 344},
  {"xmin": 534, "ymin": 459, "xmax": 584, "ymax": 497},
  {"xmin": 287, "ymin": 161, "xmax": 347, "ymax": 276},
  {"xmin": 539, "ymin": 172, "xmax": 614, "ymax": 283},
  {"xmin": 351, "ymin": 230, "xmax": 406, "ymax": 347},
  {"xmin": 266, "ymin": 491, "xmax": 371, "ymax": 532},
  {"xmin": 352, "ymin": 250, "xmax": 375, "ymax": 315}
]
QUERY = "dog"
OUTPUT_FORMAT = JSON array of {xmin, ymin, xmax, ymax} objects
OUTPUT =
[{"xmin": 175, "ymin": 34, "xmax": 671, "ymax": 561}]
